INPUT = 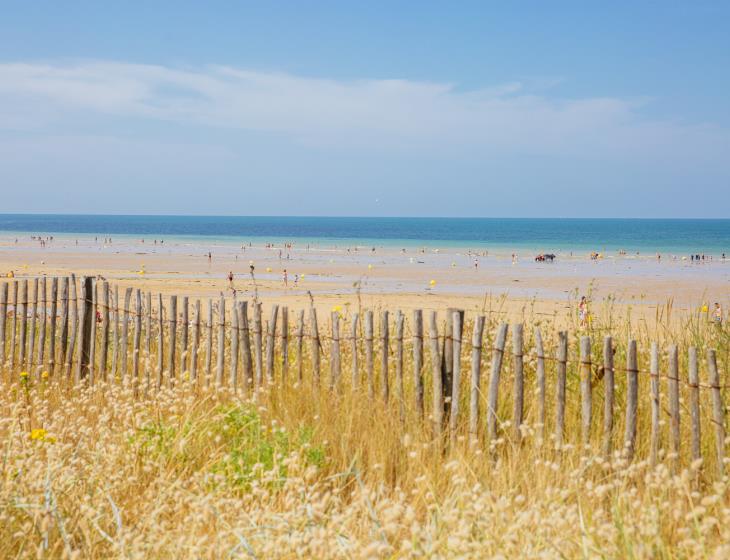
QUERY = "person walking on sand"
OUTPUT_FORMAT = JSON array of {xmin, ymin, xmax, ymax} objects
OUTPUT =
[
  {"xmin": 714, "ymin": 303, "xmax": 723, "ymax": 325},
  {"xmin": 579, "ymin": 296, "xmax": 588, "ymax": 328},
  {"xmin": 227, "ymin": 271, "xmax": 234, "ymax": 289},
  {"xmin": 283, "ymin": 269, "xmax": 288, "ymax": 287}
]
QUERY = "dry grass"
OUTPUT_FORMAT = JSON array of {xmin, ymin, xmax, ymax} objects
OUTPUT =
[{"xmin": 0, "ymin": 295, "xmax": 728, "ymax": 558}]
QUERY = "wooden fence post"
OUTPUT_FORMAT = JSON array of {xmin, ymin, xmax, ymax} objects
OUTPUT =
[
  {"xmin": 205, "ymin": 299, "xmax": 213, "ymax": 385},
  {"xmin": 668, "ymin": 344, "xmax": 681, "ymax": 470},
  {"xmin": 191, "ymin": 299, "xmax": 200, "ymax": 382},
  {"xmin": 168, "ymin": 295, "xmax": 178, "ymax": 386},
  {"xmin": 707, "ymin": 349, "xmax": 725, "ymax": 478},
  {"xmin": 133, "ymin": 290, "xmax": 142, "ymax": 384},
  {"xmin": 688, "ymin": 346, "xmax": 701, "ymax": 465},
  {"xmin": 265, "ymin": 304, "xmax": 279, "ymax": 384},
  {"xmin": 555, "ymin": 331, "xmax": 568, "ymax": 449},
  {"xmin": 296, "ymin": 309, "xmax": 304, "ymax": 382},
  {"xmin": 254, "ymin": 303, "xmax": 263, "ymax": 389},
  {"xmin": 513, "ymin": 323, "xmax": 525, "ymax": 443},
  {"xmin": 0, "ymin": 282, "xmax": 7, "ymax": 369},
  {"xmin": 230, "ymin": 298, "xmax": 239, "ymax": 390},
  {"xmin": 110, "ymin": 285, "xmax": 118, "ymax": 377},
  {"xmin": 36, "ymin": 277, "xmax": 46, "ymax": 376},
  {"xmin": 395, "ymin": 310, "xmax": 405, "ymax": 421},
  {"xmin": 48, "ymin": 278, "xmax": 58, "ymax": 374},
  {"xmin": 145, "ymin": 292, "xmax": 152, "ymax": 392},
  {"xmin": 216, "ymin": 295, "xmax": 225, "ymax": 387},
  {"xmin": 18, "ymin": 279, "xmax": 28, "ymax": 371},
  {"xmin": 330, "ymin": 311, "xmax": 341, "ymax": 390},
  {"xmin": 157, "ymin": 293, "xmax": 164, "ymax": 389},
  {"xmin": 650, "ymin": 342, "xmax": 661, "ymax": 465},
  {"xmin": 64, "ymin": 277, "xmax": 77, "ymax": 380},
  {"xmin": 9, "ymin": 281, "xmax": 18, "ymax": 372},
  {"xmin": 309, "ymin": 306, "xmax": 320, "ymax": 389},
  {"xmin": 380, "ymin": 310, "xmax": 389, "ymax": 403},
  {"xmin": 350, "ymin": 312, "xmax": 359, "ymax": 389},
  {"xmin": 429, "ymin": 311, "xmax": 443, "ymax": 440},
  {"xmin": 579, "ymin": 335, "xmax": 592, "ymax": 450},
  {"xmin": 281, "ymin": 306, "xmax": 289, "ymax": 384},
  {"xmin": 449, "ymin": 311, "xmax": 462, "ymax": 448},
  {"xmin": 28, "ymin": 278, "xmax": 38, "ymax": 373},
  {"xmin": 365, "ymin": 310, "xmax": 374, "ymax": 399},
  {"xmin": 602, "ymin": 336, "xmax": 615, "ymax": 459},
  {"xmin": 121, "ymin": 287, "xmax": 132, "ymax": 380},
  {"xmin": 413, "ymin": 309, "xmax": 424, "ymax": 420},
  {"xmin": 99, "ymin": 282, "xmax": 110, "ymax": 381},
  {"xmin": 88, "ymin": 280, "xmax": 97, "ymax": 384},
  {"xmin": 624, "ymin": 339, "xmax": 638, "ymax": 462},
  {"xmin": 469, "ymin": 315, "xmax": 485, "ymax": 444},
  {"xmin": 239, "ymin": 301, "xmax": 253, "ymax": 392},
  {"xmin": 181, "ymin": 297, "xmax": 189, "ymax": 374},
  {"xmin": 534, "ymin": 327, "xmax": 546, "ymax": 441},
  {"xmin": 58, "ymin": 278, "xmax": 68, "ymax": 371},
  {"xmin": 487, "ymin": 323, "xmax": 509, "ymax": 444},
  {"xmin": 76, "ymin": 277, "xmax": 93, "ymax": 382}
]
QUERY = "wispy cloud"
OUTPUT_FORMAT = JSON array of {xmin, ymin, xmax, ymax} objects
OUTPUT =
[{"xmin": 1, "ymin": 60, "xmax": 727, "ymax": 161}]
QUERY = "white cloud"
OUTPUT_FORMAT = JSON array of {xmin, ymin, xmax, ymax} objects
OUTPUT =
[{"xmin": 0, "ymin": 60, "xmax": 727, "ymax": 162}]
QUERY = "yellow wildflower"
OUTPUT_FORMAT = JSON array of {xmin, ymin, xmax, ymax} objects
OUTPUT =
[
  {"xmin": 30, "ymin": 428, "xmax": 47, "ymax": 441},
  {"xmin": 20, "ymin": 371, "xmax": 29, "ymax": 379},
  {"xmin": 41, "ymin": 371, "xmax": 49, "ymax": 380}
]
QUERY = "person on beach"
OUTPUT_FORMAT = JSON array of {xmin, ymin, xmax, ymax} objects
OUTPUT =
[
  {"xmin": 283, "ymin": 269, "xmax": 288, "ymax": 287},
  {"xmin": 714, "ymin": 303, "xmax": 723, "ymax": 325},
  {"xmin": 579, "ymin": 296, "xmax": 588, "ymax": 328},
  {"xmin": 228, "ymin": 271, "xmax": 234, "ymax": 289}
]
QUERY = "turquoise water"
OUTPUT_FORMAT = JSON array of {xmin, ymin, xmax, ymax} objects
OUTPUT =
[{"xmin": 0, "ymin": 215, "xmax": 728, "ymax": 254}]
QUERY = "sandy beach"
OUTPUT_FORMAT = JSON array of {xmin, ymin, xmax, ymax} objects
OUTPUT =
[{"xmin": 1, "ymin": 233, "xmax": 727, "ymax": 326}]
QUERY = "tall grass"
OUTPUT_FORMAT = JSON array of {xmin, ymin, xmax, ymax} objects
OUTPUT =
[{"xmin": 0, "ymin": 294, "xmax": 728, "ymax": 558}]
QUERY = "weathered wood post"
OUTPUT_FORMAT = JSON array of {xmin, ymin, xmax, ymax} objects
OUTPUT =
[
  {"xmin": 624, "ymin": 339, "xmax": 638, "ymax": 462},
  {"xmin": 449, "ymin": 311, "xmax": 463, "ymax": 448},
  {"xmin": 668, "ymin": 344, "xmax": 681, "ymax": 470},
  {"xmin": 442, "ymin": 309, "xmax": 455, "ymax": 418},
  {"xmin": 99, "ymin": 282, "xmax": 110, "ymax": 381},
  {"xmin": 59, "ymin": 278, "xmax": 69, "ymax": 370},
  {"xmin": 239, "ymin": 301, "xmax": 253, "ymax": 392},
  {"xmin": 204, "ymin": 299, "xmax": 213, "ymax": 385},
  {"xmin": 36, "ymin": 277, "xmax": 46, "ymax": 376},
  {"xmin": 555, "ymin": 331, "xmax": 568, "ymax": 449},
  {"xmin": 18, "ymin": 279, "xmax": 28, "ymax": 371},
  {"xmin": 350, "ymin": 312, "xmax": 359, "ymax": 388},
  {"xmin": 469, "ymin": 315, "xmax": 485, "ymax": 444},
  {"xmin": 48, "ymin": 278, "xmax": 58, "ymax": 374},
  {"xmin": 365, "ymin": 310, "xmax": 374, "ymax": 398},
  {"xmin": 281, "ymin": 306, "xmax": 289, "ymax": 384},
  {"xmin": 133, "ymin": 290, "xmax": 142, "ymax": 383},
  {"xmin": 0, "ymin": 282, "xmax": 7, "ymax": 369},
  {"xmin": 121, "ymin": 287, "xmax": 132, "ymax": 380},
  {"xmin": 513, "ymin": 323, "xmax": 525, "ymax": 443},
  {"xmin": 64, "ymin": 277, "xmax": 78, "ymax": 379},
  {"xmin": 180, "ymin": 296, "xmax": 189, "ymax": 374},
  {"xmin": 330, "ymin": 311, "xmax": 341, "ymax": 390},
  {"xmin": 215, "ymin": 295, "xmax": 224, "ymax": 387},
  {"xmin": 296, "ymin": 309, "xmax": 304, "ymax": 382},
  {"xmin": 230, "ymin": 298, "xmax": 239, "ymax": 390},
  {"xmin": 395, "ymin": 310, "xmax": 405, "ymax": 421},
  {"xmin": 380, "ymin": 310, "xmax": 389, "ymax": 403},
  {"xmin": 76, "ymin": 276, "xmax": 94, "ymax": 382},
  {"xmin": 487, "ymin": 323, "xmax": 509, "ymax": 444},
  {"xmin": 649, "ymin": 342, "xmax": 661, "ymax": 465},
  {"xmin": 429, "ymin": 311, "xmax": 443, "ymax": 440},
  {"xmin": 707, "ymin": 349, "xmax": 725, "ymax": 478},
  {"xmin": 534, "ymin": 327, "xmax": 546, "ymax": 441},
  {"xmin": 88, "ymin": 280, "xmax": 97, "ymax": 384},
  {"xmin": 688, "ymin": 346, "xmax": 701, "ymax": 465},
  {"xmin": 253, "ymin": 303, "xmax": 263, "ymax": 389},
  {"xmin": 168, "ymin": 295, "xmax": 178, "ymax": 386},
  {"xmin": 579, "ymin": 335, "xmax": 592, "ymax": 450},
  {"xmin": 309, "ymin": 306, "xmax": 320, "ymax": 388},
  {"xmin": 602, "ymin": 336, "xmax": 615, "ymax": 459},
  {"xmin": 413, "ymin": 309, "xmax": 424, "ymax": 419},
  {"xmin": 9, "ymin": 281, "xmax": 18, "ymax": 371},
  {"xmin": 145, "ymin": 292, "xmax": 152, "ymax": 392},
  {"xmin": 157, "ymin": 294, "xmax": 164, "ymax": 389},
  {"xmin": 110, "ymin": 285, "xmax": 118, "ymax": 377},
  {"xmin": 265, "ymin": 304, "xmax": 279, "ymax": 384},
  {"xmin": 191, "ymin": 299, "xmax": 200, "ymax": 382},
  {"xmin": 27, "ymin": 278, "xmax": 38, "ymax": 373}
]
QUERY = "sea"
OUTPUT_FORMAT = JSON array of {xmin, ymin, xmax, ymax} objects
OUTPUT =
[{"xmin": 0, "ymin": 215, "xmax": 728, "ymax": 255}]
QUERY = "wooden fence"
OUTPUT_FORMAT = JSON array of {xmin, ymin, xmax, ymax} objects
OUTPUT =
[{"xmin": 0, "ymin": 275, "xmax": 727, "ymax": 479}]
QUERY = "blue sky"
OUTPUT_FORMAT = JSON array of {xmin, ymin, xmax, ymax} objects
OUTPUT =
[{"xmin": 0, "ymin": 1, "xmax": 728, "ymax": 217}]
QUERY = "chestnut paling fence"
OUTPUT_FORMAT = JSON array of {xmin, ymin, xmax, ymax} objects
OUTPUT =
[{"xmin": 0, "ymin": 275, "xmax": 727, "ymax": 479}]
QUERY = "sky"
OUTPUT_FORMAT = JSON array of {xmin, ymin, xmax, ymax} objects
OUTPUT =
[{"xmin": 0, "ymin": 1, "xmax": 728, "ymax": 218}]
